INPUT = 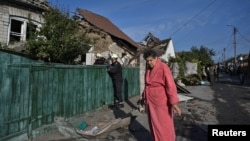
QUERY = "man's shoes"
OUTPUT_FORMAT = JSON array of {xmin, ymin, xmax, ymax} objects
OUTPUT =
[
  {"xmin": 117, "ymin": 103, "xmax": 124, "ymax": 108},
  {"xmin": 114, "ymin": 102, "xmax": 124, "ymax": 108}
]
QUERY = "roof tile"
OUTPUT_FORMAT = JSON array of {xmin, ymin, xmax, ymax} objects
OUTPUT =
[{"xmin": 77, "ymin": 8, "xmax": 140, "ymax": 49}]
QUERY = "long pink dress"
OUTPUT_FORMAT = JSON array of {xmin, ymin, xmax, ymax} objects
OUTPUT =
[{"xmin": 143, "ymin": 58, "xmax": 179, "ymax": 141}]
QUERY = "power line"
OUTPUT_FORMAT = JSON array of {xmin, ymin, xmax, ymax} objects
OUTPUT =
[
  {"xmin": 169, "ymin": 0, "xmax": 217, "ymax": 38},
  {"xmin": 238, "ymin": 30, "xmax": 250, "ymax": 44},
  {"xmin": 213, "ymin": 33, "xmax": 234, "ymax": 62}
]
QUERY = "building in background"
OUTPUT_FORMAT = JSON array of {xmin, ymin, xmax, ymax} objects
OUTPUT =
[
  {"xmin": 77, "ymin": 8, "xmax": 141, "ymax": 66},
  {"xmin": 0, "ymin": 0, "xmax": 49, "ymax": 51},
  {"xmin": 139, "ymin": 32, "xmax": 176, "ymax": 63}
]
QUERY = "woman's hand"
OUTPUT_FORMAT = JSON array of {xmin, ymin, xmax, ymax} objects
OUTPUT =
[{"xmin": 172, "ymin": 104, "xmax": 181, "ymax": 116}]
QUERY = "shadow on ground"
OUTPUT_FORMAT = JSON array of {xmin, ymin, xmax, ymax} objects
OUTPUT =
[{"xmin": 109, "ymin": 99, "xmax": 153, "ymax": 141}]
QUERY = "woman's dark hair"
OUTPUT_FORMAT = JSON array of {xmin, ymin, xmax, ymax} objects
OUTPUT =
[{"xmin": 143, "ymin": 49, "xmax": 157, "ymax": 59}]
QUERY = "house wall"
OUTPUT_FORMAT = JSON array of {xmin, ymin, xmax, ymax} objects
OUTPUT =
[
  {"xmin": 108, "ymin": 42, "xmax": 136, "ymax": 66},
  {"xmin": 86, "ymin": 41, "xmax": 137, "ymax": 66},
  {"xmin": 159, "ymin": 39, "xmax": 176, "ymax": 62},
  {"xmin": 86, "ymin": 52, "xmax": 96, "ymax": 65},
  {"xmin": 139, "ymin": 54, "xmax": 146, "ymax": 94},
  {"xmin": 81, "ymin": 25, "xmax": 137, "ymax": 66},
  {"xmin": 0, "ymin": 2, "xmax": 44, "ymax": 45},
  {"xmin": 0, "ymin": 4, "xmax": 9, "ymax": 44}
]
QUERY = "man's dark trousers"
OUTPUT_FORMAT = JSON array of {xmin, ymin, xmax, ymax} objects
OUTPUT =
[{"xmin": 112, "ymin": 78, "xmax": 123, "ymax": 104}]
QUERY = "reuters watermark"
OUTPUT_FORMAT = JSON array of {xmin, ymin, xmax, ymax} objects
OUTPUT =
[{"xmin": 208, "ymin": 125, "xmax": 250, "ymax": 140}]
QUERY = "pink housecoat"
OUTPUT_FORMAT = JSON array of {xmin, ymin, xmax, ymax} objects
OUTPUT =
[{"xmin": 143, "ymin": 58, "xmax": 179, "ymax": 141}]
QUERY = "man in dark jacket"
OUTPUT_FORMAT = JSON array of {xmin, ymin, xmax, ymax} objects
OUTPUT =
[{"xmin": 107, "ymin": 54, "xmax": 124, "ymax": 108}]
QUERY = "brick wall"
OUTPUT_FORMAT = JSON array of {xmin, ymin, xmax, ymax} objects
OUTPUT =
[{"xmin": 0, "ymin": 5, "xmax": 9, "ymax": 44}]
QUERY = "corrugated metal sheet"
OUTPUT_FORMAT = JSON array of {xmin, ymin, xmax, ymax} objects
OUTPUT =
[{"xmin": 0, "ymin": 50, "xmax": 140, "ymax": 139}]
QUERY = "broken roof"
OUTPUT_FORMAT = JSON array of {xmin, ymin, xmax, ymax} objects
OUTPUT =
[
  {"xmin": 128, "ymin": 35, "xmax": 172, "ymax": 64},
  {"xmin": 141, "ymin": 33, "xmax": 172, "ymax": 57},
  {"xmin": 77, "ymin": 8, "xmax": 140, "ymax": 50},
  {"xmin": 141, "ymin": 32, "xmax": 160, "ymax": 43}
]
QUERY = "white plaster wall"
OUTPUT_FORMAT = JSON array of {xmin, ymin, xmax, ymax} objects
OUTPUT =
[
  {"xmin": 160, "ymin": 40, "xmax": 176, "ymax": 62},
  {"xmin": 86, "ymin": 52, "xmax": 95, "ymax": 65},
  {"xmin": 139, "ymin": 54, "xmax": 146, "ymax": 95}
]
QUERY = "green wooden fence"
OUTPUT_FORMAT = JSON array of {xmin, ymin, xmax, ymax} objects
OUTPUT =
[{"xmin": 0, "ymin": 50, "xmax": 140, "ymax": 140}]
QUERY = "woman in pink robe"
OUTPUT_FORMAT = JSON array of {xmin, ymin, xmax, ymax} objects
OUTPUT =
[{"xmin": 142, "ymin": 50, "xmax": 181, "ymax": 141}]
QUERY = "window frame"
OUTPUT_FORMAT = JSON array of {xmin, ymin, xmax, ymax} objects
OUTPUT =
[{"xmin": 7, "ymin": 16, "xmax": 41, "ymax": 45}]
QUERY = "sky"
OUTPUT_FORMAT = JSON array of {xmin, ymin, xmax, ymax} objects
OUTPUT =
[{"xmin": 48, "ymin": 0, "xmax": 250, "ymax": 62}]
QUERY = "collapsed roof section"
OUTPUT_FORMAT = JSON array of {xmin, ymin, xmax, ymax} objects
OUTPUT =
[
  {"xmin": 77, "ymin": 8, "xmax": 141, "ymax": 52},
  {"xmin": 130, "ymin": 33, "xmax": 173, "ymax": 62}
]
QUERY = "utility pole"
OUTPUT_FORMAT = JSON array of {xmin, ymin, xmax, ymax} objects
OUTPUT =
[
  {"xmin": 227, "ymin": 25, "xmax": 237, "ymax": 63},
  {"xmin": 223, "ymin": 48, "xmax": 226, "ymax": 61},
  {"xmin": 223, "ymin": 48, "xmax": 226, "ymax": 65},
  {"xmin": 222, "ymin": 53, "xmax": 223, "ymax": 62},
  {"xmin": 233, "ymin": 26, "xmax": 237, "ymax": 63}
]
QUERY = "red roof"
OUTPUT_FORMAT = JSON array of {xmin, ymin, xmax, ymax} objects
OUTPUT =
[{"xmin": 77, "ymin": 8, "xmax": 140, "ymax": 49}]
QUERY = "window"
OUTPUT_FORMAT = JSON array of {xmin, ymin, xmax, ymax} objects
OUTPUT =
[
  {"xmin": 9, "ymin": 19, "xmax": 23, "ymax": 42},
  {"xmin": 8, "ymin": 17, "xmax": 40, "ymax": 44},
  {"xmin": 26, "ymin": 22, "xmax": 38, "ymax": 39}
]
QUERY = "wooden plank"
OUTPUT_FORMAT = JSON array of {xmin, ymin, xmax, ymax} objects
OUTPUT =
[{"xmin": 176, "ymin": 83, "xmax": 191, "ymax": 94}]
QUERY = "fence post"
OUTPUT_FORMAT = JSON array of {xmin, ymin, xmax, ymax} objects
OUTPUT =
[{"xmin": 27, "ymin": 64, "xmax": 33, "ymax": 139}]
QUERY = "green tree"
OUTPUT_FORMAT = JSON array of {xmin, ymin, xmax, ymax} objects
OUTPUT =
[
  {"xmin": 190, "ymin": 45, "xmax": 215, "ymax": 66},
  {"xmin": 169, "ymin": 45, "xmax": 215, "ymax": 84},
  {"xmin": 25, "ymin": 7, "xmax": 91, "ymax": 64},
  {"xmin": 175, "ymin": 45, "xmax": 215, "ymax": 65}
]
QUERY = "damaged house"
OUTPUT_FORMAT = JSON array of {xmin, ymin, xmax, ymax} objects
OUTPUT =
[
  {"xmin": 130, "ymin": 32, "xmax": 176, "ymax": 67},
  {"xmin": 0, "ymin": 0, "xmax": 49, "ymax": 51},
  {"xmin": 0, "ymin": 2, "xmax": 141, "ymax": 66},
  {"xmin": 76, "ymin": 8, "xmax": 141, "ymax": 66},
  {"xmin": 139, "ymin": 32, "xmax": 176, "ymax": 63}
]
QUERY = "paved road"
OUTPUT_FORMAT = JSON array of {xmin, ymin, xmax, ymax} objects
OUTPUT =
[
  {"xmin": 213, "ymin": 73, "xmax": 250, "ymax": 124},
  {"xmin": 174, "ymin": 73, "xmax": 250, "ymax": 141}
]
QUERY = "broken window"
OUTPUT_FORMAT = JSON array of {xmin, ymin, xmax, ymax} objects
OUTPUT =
[
  {"xmin": 8, "ymin": 17, "xmax": 39, "ymax": 44},
  {"xmin": 9, "ymin": 19, "xmax": 23, "ymax": 42},
  {"xmin": 26, "ymin": 22, "xmax": 38, "ymax": 39}
]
